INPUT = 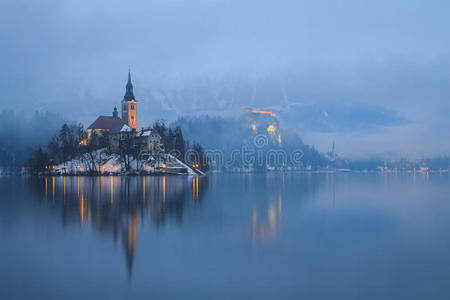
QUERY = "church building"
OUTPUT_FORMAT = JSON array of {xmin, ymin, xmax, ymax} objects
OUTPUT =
[
  {"xmin": 87, "ymin": 71, "xmax": 138, "ymax": 140},
  {"xmin": 121, "ymin": 71, "xmax": 138, "ymax": 130}
]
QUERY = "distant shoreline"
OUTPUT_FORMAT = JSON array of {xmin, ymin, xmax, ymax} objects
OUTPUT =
[{"xmin": 4, "ymin": 168, "xmax": 448, "ymax": 177}]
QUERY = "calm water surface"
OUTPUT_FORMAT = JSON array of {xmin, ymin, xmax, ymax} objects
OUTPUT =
[{"xmin": 1, "ymin": 173, "xmax": 450, "ymax": 299}]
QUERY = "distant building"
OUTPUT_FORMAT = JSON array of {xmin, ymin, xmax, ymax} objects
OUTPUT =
[
  {"xmin": 87, "ymin": 108, "xmax": 125, "ymax": 142},
  {"xmin": 246, "ymin": 108, "xmax": 281, "ymax": 145},
  {"xmin": 109, "ymin": 127, "xmax": 163, "ymax": 155},
  {"xmin": 86, "ymin": 71, "xmax": 164, "ymax": 157},
  {"xmin": 121, "ymin": 71, "xmax": 138, "ymax": 130},
  {"xmin": 87, "ymin": 71, "xmax": 138, "ymax": 141},
  {"xmin": 136, "ymin": 129, "xmax": 163, "ymax": 154},
  {"xmin": 109, "ymin": 123, "xmax": 134, "ymax": 152},
  {"xmin": 326, "ymin": 142, "xmax": 337, "ymax": 162}
]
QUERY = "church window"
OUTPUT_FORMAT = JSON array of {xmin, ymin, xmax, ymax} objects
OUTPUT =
[{"xmin": 131, "ymin": 104, "xmax": 134, "ymax": 110}]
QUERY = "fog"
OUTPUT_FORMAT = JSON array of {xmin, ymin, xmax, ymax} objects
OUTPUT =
[{"xmin": 1, "ymin": 0, "xmax": 450, "ymax": 158}]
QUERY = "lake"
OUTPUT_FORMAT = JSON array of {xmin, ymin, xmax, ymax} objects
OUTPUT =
[{"xmin": 1, "ymin": 173, "xmax": 450, "ymax": 299}]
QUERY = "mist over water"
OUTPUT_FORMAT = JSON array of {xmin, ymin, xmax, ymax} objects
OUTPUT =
[
  {"xmin": 1, "ymin": 173, "xmax": 450, "ymax": 299},
  {"xmin": 1, "ymin": 1, "xmax": 450, "ymax": 298},
  {"xmin": 1, "ymin": 0, "xmax": 450, "ymax": 157}
]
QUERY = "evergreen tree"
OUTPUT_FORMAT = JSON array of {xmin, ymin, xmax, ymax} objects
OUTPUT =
[
  {"xmin": 174, "ymin": 126, "xmax": 185, "ymax": 159},
  {"xmin": 25, "ymin": 146, "xmax": 50, "ymax": 175},
  {"xmin": 152, "ymin": 120, "xmax": 167, "ymax": 141},
  {"xmin": 166, "ymin": 128, "xmax": 175, "ymax": 152},
  {"xmin": 47, "ymin": 135, "xmax": 61, "ymax": 163},
  {"xmin": 192, "ymin": 142, "xmax": 209, "ymax": 172}
]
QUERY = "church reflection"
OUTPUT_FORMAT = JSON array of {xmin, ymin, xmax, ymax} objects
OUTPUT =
[
  {"xmin": 26, "ymin": 173, "xmax": 325, "ymax": 275},
  {"xmin": 30, "ymin": 175, "xmax": 209, "ymax": 276}
]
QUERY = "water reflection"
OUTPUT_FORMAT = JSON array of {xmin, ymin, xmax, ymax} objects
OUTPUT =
[
  {"xmin": 207, "ymin": 173, "xmax": 325, "ymax": 242},
  {"xmin": 27, "ymin": 174, "xmax": 325, "ymax": 274},
  {"xmin": 252, "ymin": 192, "xmax": 283, "ymax": 240},
  {"xmin": 251, "ymin": 175, "xmax": 286, "ymax": 240},
  {"xmin": 124, "ymin": 211, "xmax": 138, "ymax": 274},
  {"xmin": 29, "ymin": 175, "xmax": 209, "ymax": 276},
  {"xmin": 4, "ymin": 173, "xmax": 449, "ymax": 298}
]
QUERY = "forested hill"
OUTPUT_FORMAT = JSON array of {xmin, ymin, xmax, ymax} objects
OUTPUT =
[{"xmin": 171, "ymin": 115, "xmax": 328, "ymax": 169}]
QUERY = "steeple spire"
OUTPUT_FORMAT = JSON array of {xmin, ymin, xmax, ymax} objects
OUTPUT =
[
  {"xmin": 123, "ymin": 69, "xmax": 135, "ymax": 101},
  {"xmin": 121, "ymin": 69, "xmax": 138, "ymax": 130}
]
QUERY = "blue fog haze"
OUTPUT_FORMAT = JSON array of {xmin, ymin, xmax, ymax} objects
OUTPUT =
[{"xmin": 0, "ymin": 0, "xmax": 449, "ymax": 157}]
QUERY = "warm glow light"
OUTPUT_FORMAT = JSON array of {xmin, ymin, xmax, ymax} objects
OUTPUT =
[
  {"xmin": 128, "ymin": 213, "xmax": 138, "ymax": 256},
  {"xmin": 268, "ymin": 205, "xmax": 276, "ymax": 233},
  {"xmin": 110, "ymin": 176, "xmax": 113, "ymax": 204},
  {"xmin": 63, "ymin": 176, "xmax": 66, "ymax": 203},
  {"xmin": 143, "ymin": 176, "xmax": 145, "ymax": 201},
  {"xmin": 278, "ymin": 194, "xmax": 282, "ymax": 214},
  {"xmin": 251, "ymin": 123, "xmax": 257, "ymax": 132},
  {"xmin": 267, "ymin": 124, "xmax": 276, "ymax": 135},
  {"xmin": 196, "ymin": 176, "xmax": 199, "ymax": 201},
  {"xmin": 52, "ymin": 176, "xmax": 55, "ymax": 202},
  {"xmin": 81, "ymin": 191, "xmax": 84, "ymax": 224},
  {"xmin": 249, "ymin": 109, "xmax": 277, "ymax": 117}
]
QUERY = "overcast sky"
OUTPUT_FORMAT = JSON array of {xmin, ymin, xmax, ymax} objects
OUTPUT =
[{"xmin": 1, "ymin": 0, "xmax": 449, "ymax": 157}]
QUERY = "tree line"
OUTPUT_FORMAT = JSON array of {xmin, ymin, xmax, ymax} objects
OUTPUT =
[
  {"xmin": 25, "ymin": 123, "xmax": 86, "ymax": 174},
  {"xmin": 0, "ymin": 110, "xmax": 67, "ymax": 173},
  {"xmin": 25, "ymin": 120, "xmax": 209, "ymax": 175},
  {"xmin": 151, "ymin": 120, "xmax": 209, "ymax": 172}
]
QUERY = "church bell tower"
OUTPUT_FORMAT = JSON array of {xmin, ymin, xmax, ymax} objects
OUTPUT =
[{"xmin": 121, "ymin": 71, "xmax": 138, "ymax": 130}]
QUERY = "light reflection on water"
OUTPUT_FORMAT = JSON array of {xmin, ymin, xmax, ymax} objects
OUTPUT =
[
  {"xmin": 60, "ymin": 175, "xmax": 208, "ymax": 274},
  {"xmin": 0, "ymin": 173, "xmax": 450, "ymax": 299}
]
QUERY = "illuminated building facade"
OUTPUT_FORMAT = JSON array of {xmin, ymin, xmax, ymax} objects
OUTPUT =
[
  {"xmin": 87, "ymin": 71, "xmax": 138, "ymax": 142},
  {"xmin": 121, "ymin": 71, "xmax": 138, "ymax": 130}
]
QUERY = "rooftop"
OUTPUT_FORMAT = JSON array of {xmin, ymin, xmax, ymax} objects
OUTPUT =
[{"xmin": 88, "ymin": 116, "xmax": 125, "ymax": 130}]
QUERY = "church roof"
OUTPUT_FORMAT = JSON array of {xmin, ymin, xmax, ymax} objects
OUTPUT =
[
  {"xmin": 88, "ymin": 116, "xmax": 125, "ymax": 130},
  {"xmin": 123, "ymin": 71, "xmax": 136, "ymax": 101},
  {"xmin": 137, "ymin": 128, "xmax": 161, "ymax": 138}
]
